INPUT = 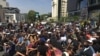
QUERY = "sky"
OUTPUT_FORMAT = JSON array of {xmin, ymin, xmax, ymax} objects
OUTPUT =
[{"xmin": 7, "ymin": 0, "xmax": 51, "ymax": 14}]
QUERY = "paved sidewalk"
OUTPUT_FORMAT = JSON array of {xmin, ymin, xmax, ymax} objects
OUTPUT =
[{"xmin": 0, "ymin": 51, "xmax": 4, "ymax": 56}]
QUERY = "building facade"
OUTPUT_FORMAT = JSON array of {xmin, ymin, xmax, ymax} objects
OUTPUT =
[
  {"xmin": 3, "ymin": 7, "xmax": 20, "ymax": 23},
  {"xmin": 67, "ymin": 0, "xmax": 100, "ymax": 20},
  {"xmin": 0, "ymin": 0, "xmax": 9, "ymax": 7},
  {"xmin": 88, "ymin": 0, "xmax": 100, "ymax": 20},
  {"xmin": 60, "ymin": 0, "xmax": 68, "ymax": 17},
  {"xmin": 67, "ymin": 0, "xmax": 81, "ymax": 16},
  {"xmin": 52, "ymin": 0, "xmax": 59, "ymax": 20},
  {"xmin": 18, "ymin": 13, "xmax": 27, "ymax": 23},
  {"xmin": 52, "ymin": 0, "xmax": 68, "ymax": 21},
  {"xmin": 0, "ymin": 6, "xmax": 5, "ymax": 22}
]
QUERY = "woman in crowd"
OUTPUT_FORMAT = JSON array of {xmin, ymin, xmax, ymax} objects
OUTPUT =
[
  {"xmin": 26, "ymin": 34, "xmax": 38, "ymax": 56},
  {"xmin": 0, "ymin": 21, "xmax": 99, "ymax": 56}
]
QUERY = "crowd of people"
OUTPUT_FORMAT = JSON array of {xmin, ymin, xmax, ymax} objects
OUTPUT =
[{"xmin": 0, "ymin": 21, "xmax": 100, "ymax": 56}]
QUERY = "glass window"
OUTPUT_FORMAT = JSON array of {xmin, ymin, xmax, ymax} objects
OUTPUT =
[
  {"xmin": 80, "ymin": 0, "xmax": 88, "ymax": 9},
  {"xmin": 89, "ymin": 0, "xmax": 96, "ymax": 5}
]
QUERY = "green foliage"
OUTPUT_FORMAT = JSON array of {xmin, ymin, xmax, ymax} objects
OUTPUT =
[
  {"xmin": 58, "ymin": 16, "xmax": 79, "ymax": 22},
  {"xmin": 68, "ymin": 16, "xmax": 79, "ymax": 21},
  {"xmin": 59, "ymin": 17, "xmax": 64, "ymax": 22},
  {"xmin": 98, "ymin": 14, "xmax": 100, "ymax": 25},
  {"xmin": 27, "ymin": 10, "xmax": 36, "ymax": 22},
  {"xmin": 40, "ymin": 14, "xmax": 48, "ymax": 20},
  {"xmin": 47, "ymin": 12, "xmax": 52, "ymax": 17},
  {"xmin": 50, "ymin": 19, "xmax": 55, "ymax": 23},
  {"xmin": 58, "ymin": 17, "xmax": 69, "ymax": 22},
  {"xmin": 40, "ymin": 13, "xmax": 51, "ymax": 21}
]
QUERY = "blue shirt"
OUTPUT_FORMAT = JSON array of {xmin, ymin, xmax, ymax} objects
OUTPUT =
[{"xmin": 18, "ymin": 37, "xmax": 24, "ymax": 44}]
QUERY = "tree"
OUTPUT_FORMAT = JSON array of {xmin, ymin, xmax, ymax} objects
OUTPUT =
[
  {"xmin": 47, "ymin": 12, "xmax": 52, "ymax": 17},
  {"xmin": 72, "ymin": 16, "xmax": 79, "ymax": 21},
  {"xmin": 50, "ymin": 19, "xmax": 55, "ymax": 23},
  {"xmin": 68, "ymin": 15, "xmax": 79, "ymax": 21},
  {"xmin": 40, "ymin": 13, "xmax": 51, "ymax": 21},
  {"xmin": 27, "ymin": 10, "xmax": 36, "ymax": 22},
  {"xmin": 40, "ymin": 14, "xmax": 48, "ymax": 21}
]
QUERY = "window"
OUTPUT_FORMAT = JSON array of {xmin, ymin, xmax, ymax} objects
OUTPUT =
[
  {"xmin": 89, "ymin": 0, "xmax": 96, "ymax": 5},
  {"xmin": 80, "ymin": 0, "xmax": 88, "ymax": 9}
]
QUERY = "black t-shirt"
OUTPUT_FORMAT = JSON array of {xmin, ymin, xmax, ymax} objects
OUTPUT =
[{"xmin": 37, "ymin": 45, "xmax": 48, "ymax": 56}]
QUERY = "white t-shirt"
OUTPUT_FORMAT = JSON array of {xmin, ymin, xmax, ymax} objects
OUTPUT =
[{"xmin": 60, "ymin": 36, "xmax": 66, "ymax": 41}]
